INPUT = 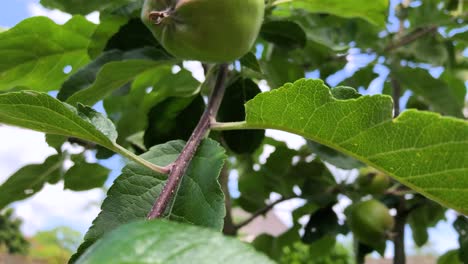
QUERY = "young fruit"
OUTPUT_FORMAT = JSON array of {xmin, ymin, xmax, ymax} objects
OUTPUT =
[
  {"xmin": 347, "ymin": 199, "xmax": 394, "ymax": 247},
  {"xmin": 141, "ymin": 0, "xmax": 265, "ymax": 63},
  {"xmin": 357, "ymin": 168, "xmax": 390, "ymax": 195}
]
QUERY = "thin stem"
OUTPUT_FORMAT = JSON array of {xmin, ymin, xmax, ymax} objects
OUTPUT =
[
  {"xmin": 147, "ymin": 64, "xmax": 229, "ymax": 220},
  {"xmin": 211, "ymin": 121, "xmax": 250, "ymax": 131},
  {"xmin": 113, "ymin": 144, "xmax": 170, "ymax": 174},
  {"xmin": 390, "ymin": 77, "xmax": 402, "ymax": 117},
  {"xmin": 385, "ymin": 25, "xmax": 437, "ymax": 52},
  {"xmin": 68, "ymin": 137, "xmax": 171, "ymax": 175},
  {"xmin": 234, "ymin": 196, "xmax": 291, "ymax": 230}
]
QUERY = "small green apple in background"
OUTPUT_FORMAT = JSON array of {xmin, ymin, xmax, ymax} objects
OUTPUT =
[
  {"xmin": 141, "ymin": 0, "xmax": 265, "ymax": 62},
  {"xmin": 357, "ymin": 167, "xmax": 391, "ymax": 195},
  {"xmin": 347, "ymin": 199, "xmax": 395, "ymax": 247}
]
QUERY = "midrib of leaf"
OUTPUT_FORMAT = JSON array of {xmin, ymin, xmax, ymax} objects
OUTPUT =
[{"xmin": 35, "ymin": 158, "xmax": 63, "ymax": 183}]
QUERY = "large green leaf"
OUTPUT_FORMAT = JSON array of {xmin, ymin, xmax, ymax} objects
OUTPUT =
[
  {"xmin": 76, "ymin": 220, "xmax": 273, "ymax": 264},
  {"xmin": 274, "ymin": 0, "xmax": 389, "ymax": 27},
  {"xmin": 0, "ymin": 155, "xmax": 63, "ymax": 209},
  {"xmin": 70, "ymin": 140, "xmax": 226, "ymax": 263},
  {"xmin": 0, "ymin": 90, "xmax": 169, "ymax": 177},
  {"xmin": 0, "ymin": 16, "xmax": 96, "ymax": 91},
  {"xmin": 0, "ymin": 91, "xmax": 117, "ymax": 150},
  {"xmin": 242, "ymin": 79, "xmax": 468, "ymax": 214}
]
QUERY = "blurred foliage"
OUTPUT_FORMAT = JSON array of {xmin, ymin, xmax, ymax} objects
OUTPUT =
[
  {"xmin": 0, "ymin": 209, "xmax": 29, "ymax": 255},
  {"xmin": 29, "ymin": 226, "xmax": 81, "ymax": 264},
  {"xmin": 280, "ymin": 242, "xmax": 353, "ymax": 264}
]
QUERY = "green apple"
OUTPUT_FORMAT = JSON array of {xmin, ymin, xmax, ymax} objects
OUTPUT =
[
  {"xmin": 357, "ymin": 168, "xmax": 390, "ymax": 195},
  {"xmin": 348, "ymin": 199, "xmax": 394, "ymax": 247},
  {"xmin": 141, "ymin": 0, "xmax": 265, "ymax": 62}
]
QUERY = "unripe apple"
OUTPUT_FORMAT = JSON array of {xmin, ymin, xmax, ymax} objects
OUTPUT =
[
  {"xmin": 141, "ymin": 0, "xmax": 265, "ymax": 62},
  {"xmin": 357, "ymin": 168, "xmax": 390, "ymax": 195},
  {"xmin": 348, "ymin": 199, "xmax": 394, "ymax": 247}
]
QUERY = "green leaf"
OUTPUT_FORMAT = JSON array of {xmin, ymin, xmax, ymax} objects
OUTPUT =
[
  {"xmin": 67, "ymin": 59, "xmax": 169, "ymax": 106},
  {"xmin": 0, "ymin": 155, "xmax": 63, "ymax": 209},
  {"xmin": 252, "ymin": 229, "xmax": 300, "ymax": 261},
  {"xmin": 104, "ymin": 65, "xmax": 204, "ymax": 146},
  {"xmin": 244, "ymin": 79, "xmax": 468, "ymax": 214},
  {"xmin": 438, "ymin": 250, "xmax": 463, "ymax": 264},
  {"xmin": 302, "ymin": 206, "xmax": 340, "ymax": 244},
  {"xmin": 0, "ymin": 16, "xmax": 96, "ymax": 91},
  {"xmin": 58, "ymin": 47, "xmax": 170, "ymax": 102},
  {"xmin": 45, "ymin": 134, "xmax": 67, "ymax": 153},
  {"xmin": 76, "ymin": 220, "xmax": 274, "ymax": 264},
  {"xmin": 274, "ymin": 0, "xmax": 389, "ymax": 27},
  {"xmin": 70, "ymin": 140, "xmax": 226, "ymax": 262},
  {"xmin": 88, "ymin": 15, "xmax": 129, "ymax": 59},
  {"xmin": 64, "ymin": 156, "xmax": 110, "ymax": 191},
  {"xmin": 393, "ymin": 67, "xmax": 464, "ymax": 117},
  {"xmin": 262, "ymin": 48, "xmax": 304, "ymax": 89},
  {"xmin": 0, "ymin": 91, "xmax": 166, "ymax": 171},
  {"xmin": 339, "ymin": 66, "xmax": 378, "ymax": 90},
  {"xmin": 401, "ymin": 34, "xmax": 448, "ymax": 65},
  {"xmin": 307, "ymin": 86, "xmax": 364, "ymax": 169},
  {"xmin": 0, "ymin": 91, "xmax": 117, "ymax": 150},
  {"xmin": 408, "ymin": 201, "xmax": 446, "ymax": 247},
  {"xmin": 260, "ymin": 20, "xmax": 307, "ymax": 49},
  {"xmin": 58, "ymin": 50, "xmax": 124, "ymax": 101},
  {"xmin": 103, "ymin": 18, "xmax": 161, "ymax": 52},
  {"xmin": 144, "ymin": 96, "xmax": 204, "ymax": 148},
  {"xmin": 240, "ymin": 52, "xmax": 262, "ymax": 73},
  {"xmin": 454, "ymin": 216, "xmax": 468, "ymax": 263},
  {"xmin": 289, "ymin": 160, "xmax": 337, "ymax": 206},
  {"xmin": 452, "ymin": 32, "xmax": 468, "ymax": 44},
  {"xmin": 218, "ymin": 77, "xmax": 265, "ymax": 154}
]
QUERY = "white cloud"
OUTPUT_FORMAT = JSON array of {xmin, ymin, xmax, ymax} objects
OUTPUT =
[
  {"xmin": 14, "ymin": 182, "xmax": 103, "ymax": 236},
  {"xmin": 0, "ymin": 126, "xmax": 56, "ymax": 181},
  {"xmin": 27, "ymin": 3, "xmax": 99, "ymax": 24},
  {"xmin": 0, "ymin": 126, "xmax": 102, "ymax": 235},
  {"xmin": 183, "ymin": 61, "xmax": 206, "ymax": 83}
]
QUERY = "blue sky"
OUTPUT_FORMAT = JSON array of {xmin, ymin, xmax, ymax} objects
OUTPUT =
[
  {"xmin": 0, "ymin": 1, "xmax": 31, "ymax": 28},
  {"xmin": 0, "ymin": 0, "xmax": 462, "ymax": 257}
]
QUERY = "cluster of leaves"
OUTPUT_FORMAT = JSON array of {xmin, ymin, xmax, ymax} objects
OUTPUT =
[
  {"xmin": 0, "ymin": 209, "xmax": 29, "ymax": 255},
  {"xmin": 0, "ymin": 0, "xmax": 466, "ymax": 263},
  {"xmin": 29, "ymin": 226, "xmax": 83, "ymax": 264}
]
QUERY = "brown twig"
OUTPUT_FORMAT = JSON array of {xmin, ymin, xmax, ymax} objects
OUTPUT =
[
  {"xmin": 393, "ymin": 198, "xmax": 408, "ymax": 264},
  {"xmin": 147, "ymin": 64, "xmax": 229, "ymax": 219},
  {"xmin": 234, "ymin": 196, "xmax": 291, "ymax": 230},
  {"xmin": 385, "ymin": 25, "xmax": 438, "ymax": 52}
]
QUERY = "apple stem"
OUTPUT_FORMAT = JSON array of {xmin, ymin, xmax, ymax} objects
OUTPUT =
[
  {"xmin": 147, "ymin": 64, "xmax": 229, "ymax": 220},
  {"xmin": 149, "ymin": 11, "xmax": 170, "ymax": 25}
]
